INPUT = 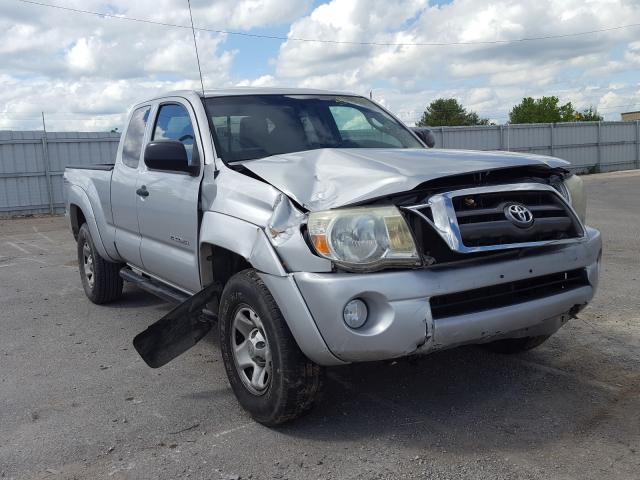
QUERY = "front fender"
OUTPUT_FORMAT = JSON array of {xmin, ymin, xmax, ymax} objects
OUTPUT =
[
  {"xmin": 199, "ymin": 211, "xmax": 286, "ymax": 277},
  {"xmin": 199, "ymin": 211, "xmax": 341, "ymax": 366}
]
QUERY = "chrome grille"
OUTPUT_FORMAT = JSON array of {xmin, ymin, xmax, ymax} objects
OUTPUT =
[
  {"xmin": 453, "ymin": 190, "xmax": 579, "ymax": 247},
  {"xmin": 403, "ymin": 183, "xmax": 585, "ymax": 255}
]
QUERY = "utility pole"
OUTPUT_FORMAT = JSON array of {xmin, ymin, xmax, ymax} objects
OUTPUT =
[{"xmin": 41, "ymin": 112, "xmax": 54, "ymax": 215}]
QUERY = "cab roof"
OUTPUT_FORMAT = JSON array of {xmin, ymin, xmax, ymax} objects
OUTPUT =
[{"xmin": 139, "ymin": 87, "xmax": 360, "ymax": 104}]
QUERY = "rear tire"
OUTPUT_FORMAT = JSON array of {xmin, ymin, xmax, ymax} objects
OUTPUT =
[
  {"xmin": 483, "ymin": 335, "xmax": 550, "ymax": 354},
  {"xmin": 219, "ymin": 269, "xmax": 322, "ymax": 426},
  {"xmin": 77, "ymin": 223, "xmax": 123, "ymax": 304}
]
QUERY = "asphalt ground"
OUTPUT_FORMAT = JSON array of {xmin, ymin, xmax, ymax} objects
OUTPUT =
[{"xmin": 1, "ymin": 171, "xmax": 639, "ymax": 480}]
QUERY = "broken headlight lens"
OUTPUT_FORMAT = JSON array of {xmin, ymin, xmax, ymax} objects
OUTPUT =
[
  {"xmin": 307, "ymin": 206, "xmax": 419, "ymax": 270},
  {"xmin": 562, "ymin": 174, "xmax": 586, "ymax": 224}
]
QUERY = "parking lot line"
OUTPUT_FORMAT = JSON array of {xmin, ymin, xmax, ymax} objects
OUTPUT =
[{"xmin": 5, "ymin": 241, "xmax": 30, "ymax": 254}]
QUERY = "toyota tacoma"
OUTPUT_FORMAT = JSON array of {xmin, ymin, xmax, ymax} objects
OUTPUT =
[{"xmin": 64, "ymin": 88, "xmax": 601, "ymax": 425}]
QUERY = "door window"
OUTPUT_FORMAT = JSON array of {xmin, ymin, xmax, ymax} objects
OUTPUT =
[
  {"xmin": 122, "ymin": 106, "xmax": 150, "ymax": 168},
  {"xmin": 152, "ymin": 104, "xmax": 196, "ymax": 163}
]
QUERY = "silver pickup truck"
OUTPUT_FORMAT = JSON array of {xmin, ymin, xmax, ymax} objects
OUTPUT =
[{"xmin": 64, "ymin": 88, "xmax": 601, "ymax": 425}]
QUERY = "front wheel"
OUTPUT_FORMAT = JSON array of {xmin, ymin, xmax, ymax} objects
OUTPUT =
[
  {"xmin": 219, "ymin": 269, "xmax": 322, "ymax": 426},
  {"xmin": 77, "ymin": 223, "xmax": 123, "ymax": 304}
]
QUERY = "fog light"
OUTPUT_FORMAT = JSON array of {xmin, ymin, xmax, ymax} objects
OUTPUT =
[{"xmin": 343, "ymin": 299, "xmax": 368, "ymax": 329}]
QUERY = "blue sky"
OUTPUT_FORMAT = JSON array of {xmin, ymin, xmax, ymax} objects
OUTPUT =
[{"xmin": 225, "ymin": 0, "xmax": 455, "ymax": 82}]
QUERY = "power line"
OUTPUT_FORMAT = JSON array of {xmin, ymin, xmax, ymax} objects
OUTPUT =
[{"xmin": 16, "ymin": 0, "xmax": 640, "ymax": 48}]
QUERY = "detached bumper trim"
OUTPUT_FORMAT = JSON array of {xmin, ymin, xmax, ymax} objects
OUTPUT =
[
  {"xmin": 431, "ymin": 285, "xmax": 593, "ymax": 350},
  {"xmin": 429, "ymin": 268, "xmax": 589, "ymax": 319}
]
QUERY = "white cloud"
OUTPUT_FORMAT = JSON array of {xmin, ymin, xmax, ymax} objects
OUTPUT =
[
  {"xmin": 272, "ymin": 0, "xmax": 640, "ymax": 122},
  {"xmin": 225, "ymin": 0, "xmax": 313, "ymax": 30},
  {"xmin": 0, "ymin": 0, "xmax": 279, "ymax": 130},
  {"xmin": 66, "ymin": 38, "xmax": 97, "ymax": 73},
  {"xmin": 107, "ymin": 0, "xmax": 312, "ymax": 31},
  {"xmin": 236, "ymin": 75, "xmax": 277, "ymax": 87},
  {"xmin": 0, "ymin": 0, "xmax": 639, "ymax": 130}
]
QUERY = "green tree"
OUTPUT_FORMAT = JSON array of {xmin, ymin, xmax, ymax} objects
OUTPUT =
[
  {"xmin": 417, "ymin": 98, "xmax": 489, "ymax": 127},
  {"xmin": 575, "ymin": 106, "xmax": 603, "ymax": 122},
  {"xmin": 509, "ymin": 96, "xmax": 575, "ymax": 124}
]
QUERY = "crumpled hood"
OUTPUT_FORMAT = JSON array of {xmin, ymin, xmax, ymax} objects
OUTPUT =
[{"xmin": 242, "ymin": 148, "xmax": 569, "ymax": 211}]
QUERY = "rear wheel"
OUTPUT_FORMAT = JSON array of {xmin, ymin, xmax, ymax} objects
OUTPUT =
[
  {"xmin": 483, "ymin": 335, "xmax": 550, "ymax": 354},
  {"xmin": 219, "ymin": 269, "xmax": 322, "ymax": 426},
  {"xmin": 77, "ymin": 223, "xmax": 123, "ymax": 304}
]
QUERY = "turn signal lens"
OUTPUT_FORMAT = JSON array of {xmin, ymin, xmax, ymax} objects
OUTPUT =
[
  {"xmin": 563, "ymin": 174, "xmax": 586, "ymax": 224},
  {"xmin": 384, "ymin": 215, "xmax": 416, "ymax": 253},
  {"xmin": 310, "ymin": 234, "xmax": 330, "ymax": 256}
]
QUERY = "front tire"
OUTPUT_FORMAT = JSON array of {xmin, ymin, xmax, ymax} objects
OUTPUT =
[
  {"xmin": 483, "ymin": 335, "xmax": 550, "ymax": 354},
  {"xmin": 77, "ymin": 223, "xmax": 123, "ymax": 304},
  {"xmin": 219, "ymin": 269, "xmax": 322, "ymax": 426}
]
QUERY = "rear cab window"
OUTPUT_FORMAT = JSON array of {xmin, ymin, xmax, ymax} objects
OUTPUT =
[{"xmin": 122, "ymin": 106, "xmax": 150, "ymax": 168}]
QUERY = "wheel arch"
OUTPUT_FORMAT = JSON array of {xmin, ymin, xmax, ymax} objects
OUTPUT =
[
  {"xmin": 69, "ymin": 203, "xmax": 86, "ymax": 240},
  {"xmin": 66, "ymin": 185, "xmax": 114, "ymax": 261},
  {"xmin": 199, "ymin": 211, "xmax": 285, "ymax": 283},
  {"xmin": 199, "ymin": 242, "xmax": 251, "ymax": 304},
  {"xmin": 198, "ymin": 211, "xmax": 285, "ymax": 311},
  {"xmin": 198, "ymin": 212, "xmax": 343, "ymax": 367}
]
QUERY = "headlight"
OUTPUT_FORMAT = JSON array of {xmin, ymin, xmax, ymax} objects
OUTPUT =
[
  {"xmin": 561, "ymin": 174, "xmax": 586, "ymax": 224},
  {"xmin": 307, "ymin": 206, "xmax": 419, "ymax": 270}
]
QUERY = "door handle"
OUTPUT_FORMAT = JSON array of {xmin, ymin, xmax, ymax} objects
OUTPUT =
[{"xmin": 136, "ymin": 186, "xmax": 149, "ymax": 197}]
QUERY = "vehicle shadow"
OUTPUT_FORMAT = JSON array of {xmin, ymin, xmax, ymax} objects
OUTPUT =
[
  {"xmin": 120, "ymin": 290, "xmax": 638, "ymax": 457},
  {"xmin": 273, "ymin": 337, "xmax": 637, "ymax": 456}
]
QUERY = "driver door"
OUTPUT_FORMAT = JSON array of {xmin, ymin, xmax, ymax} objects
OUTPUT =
[{"xmin": 136, "ymin": 100, "xmax": 203, "ymax": 293}]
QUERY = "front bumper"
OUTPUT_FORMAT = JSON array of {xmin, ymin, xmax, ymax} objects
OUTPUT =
[{"xmin": 263, "ymin": 227, "xmax": 601, "ymax": 365}]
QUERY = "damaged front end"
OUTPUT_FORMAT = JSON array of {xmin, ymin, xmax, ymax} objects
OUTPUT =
[
  {"xmin": 282, "ymin": 165, "xmax": 599, "ymax": 362},
  {"xmin": 132, "ymin": 157, "xmax": 596, "ymax": 367}
]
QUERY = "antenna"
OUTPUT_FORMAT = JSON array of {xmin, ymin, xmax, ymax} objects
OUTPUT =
[{"xmin": 187, "ymin": 0, "xmax": 205, "ymax": 96}]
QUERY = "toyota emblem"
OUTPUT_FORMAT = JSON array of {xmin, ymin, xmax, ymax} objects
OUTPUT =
[{"xmin": 504, "ymin": 203, "xmax": 534, "ymax": 228}]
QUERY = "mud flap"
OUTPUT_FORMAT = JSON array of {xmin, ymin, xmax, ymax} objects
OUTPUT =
[{"xmin": 133, "ymin": 282, "xmax": 219, "ymax": 368}]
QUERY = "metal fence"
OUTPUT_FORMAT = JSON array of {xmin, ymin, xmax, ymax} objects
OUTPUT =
[
  {"xmin": 431, "ymin": 120, "xmax": 640, "ymax": 173},
  {"xmin": 1, "ymin": 121, "xmax": 640, "ymax": 217},
  {"xmin": 0, "ymin": 131, "xmax": 120, "ymax": 216}
]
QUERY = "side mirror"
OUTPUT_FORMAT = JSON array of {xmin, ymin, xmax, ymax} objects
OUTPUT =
[
  {"xmin": 411, "ymin": 127, "xmax": 436, "ymax": 148},
  {"xmin": 144, "ymin": 140, "xmax": 199, "ymax": 175}
]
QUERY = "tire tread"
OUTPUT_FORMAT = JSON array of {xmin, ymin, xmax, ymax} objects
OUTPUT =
[
  {"xmin": 77, "ymin": 223, "xmax": 123, "ymax": 304},
  {"xmin": 219, "ymin": 269, "xmax": 322, "ymax": 426}
]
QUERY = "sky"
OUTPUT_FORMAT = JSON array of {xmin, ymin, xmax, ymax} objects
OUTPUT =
[{"xmin": 1, "ymin": 0, "xmax": 640, "ymax": 131}]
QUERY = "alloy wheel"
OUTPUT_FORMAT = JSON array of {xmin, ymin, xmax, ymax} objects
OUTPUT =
[{"xmin": 231, "ymin": 305, "xmax": 272, "ymax": 395}]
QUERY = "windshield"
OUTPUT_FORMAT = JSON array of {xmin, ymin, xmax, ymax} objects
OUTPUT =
[{"xmin": 204, "ymin": 94, "xmax": 423, "ymax": 162}]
